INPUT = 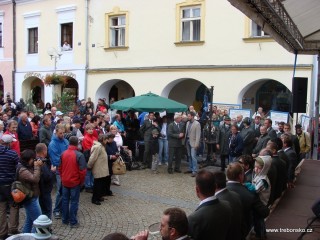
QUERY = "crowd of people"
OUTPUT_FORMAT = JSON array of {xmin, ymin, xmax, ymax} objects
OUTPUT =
[{"xmin": 0, "ymin": 94, "xmax": 312, "ymax": 239}]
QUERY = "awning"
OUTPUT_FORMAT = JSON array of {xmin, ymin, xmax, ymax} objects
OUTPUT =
[{"xmin": 228, "ymin": 0, "xmax": 320, "ymax": 54}]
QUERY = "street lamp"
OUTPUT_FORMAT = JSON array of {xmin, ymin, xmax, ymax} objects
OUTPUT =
[{"xmin": 47, "ymin": 47, "xmax": 62, "ymax": 73}]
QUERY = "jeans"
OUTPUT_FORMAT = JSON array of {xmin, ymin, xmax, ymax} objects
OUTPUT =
[
  {"xmin": 53, "ymin": 174, "xmax": 62, "ymax": 214},
  {"xmin": 158, "ymin": 138, "xmax": 168, "ymax": 164},
  {"xmin": 186, "ymin": 141, "xmax": 198, "ymax": 173},
  {"xmin": 23, "ymin": 197, "xmax": 42, "ymax": 233},
  {"xmin": 85, "ymin": 170, "xmax": 94, "ymax": 189},
  {"xmin": 39, "ymin": 191, "xmax": 52, "ymax": 219},
  {"xmin": 62, "ymin": 185, "xmax": 80, "ymax": 226}
]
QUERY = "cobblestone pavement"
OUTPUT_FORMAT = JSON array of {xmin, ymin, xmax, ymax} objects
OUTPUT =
[{"xmin": 19, "ymin": 160, "xmax": 221, "ymax": 240}]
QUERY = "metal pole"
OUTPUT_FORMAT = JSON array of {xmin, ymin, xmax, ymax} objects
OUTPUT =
[{"xmin": 312, "ymin": 53, "xmax": 320, "ymax": 160}]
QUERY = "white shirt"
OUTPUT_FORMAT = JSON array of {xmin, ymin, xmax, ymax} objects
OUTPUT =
[
  {"xmin": 114, "ymin": 132, "xmax": 123, "ymax": 151},
  {"xmin": 176, "ymin": 235, "xmax": 189, "ymax": 240},
  {"xmin": 62, "ymin": 43, "xmax": 71, "ymax": 51},
  {"xmin": 160, "ymin": 123, "xmax": 167, "ymax": 138},
  {"xmin": 199, "ymin": 195, "xmax": 216, "ymax": 206},
  {"xmin": 214, "ymin": 188, "xmax": 227, "ymax": 196}
]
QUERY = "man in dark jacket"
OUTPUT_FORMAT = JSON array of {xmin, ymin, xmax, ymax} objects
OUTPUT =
[
  {"xmin": 36, "ymin": 143, "xmax": 55, "ymax": 220},
  {"xmin": 167, "ymin": 114, "xmax": 184, "ymax": 174},
  {"xmin": 252, "ymin": 126, "xmax": 270, "ymax": 158},
  {"xmin": 217, "ymin": 116, "xmax": 231, "ymax": 171},
  {"xmin": 59, "ymin": 136, "xmax": 86, "ymax": 228},
  {"xmin": 213, "ymin": 171, "xmax": 243, "ymax": 240},
  {"xmin": 188, "ymin": 169, "xmax": 232, "ymax": 240},
  {"xmin": 281, "ymin": 134, "xmax": 298, "ymax": 189},
  {"xmin": 226, "ymin": 163, "xmax": 270, "ymax": 239},
  {"xmin": 39, "ymin": 116, "xmax": 53, "ymax": 146},
  {"xmin": 0, "ymin": 134, "xmax": 20, "ymax": 238},
  {"xmin": 240, "ymin": 117, "xmax": 255, "ymax": 155},
  {"xmin": 139, "ymin": 112, "xmax": 159, "ymax": 168},
  {"xmin": 17, "ymin": 113, "xmax": 33, "ymax": 141},
  {"xmin": 264, "ymin": 119, "xmax": 277, "ymax": 140}
]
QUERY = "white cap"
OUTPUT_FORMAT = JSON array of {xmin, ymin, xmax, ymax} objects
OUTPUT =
[{"xmin": 1, "ymin": 134, "xmax": 15, "ymax": 143}]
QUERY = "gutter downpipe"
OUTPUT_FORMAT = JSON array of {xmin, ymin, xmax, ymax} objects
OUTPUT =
[
  {"xmin": 12, "ymin": 0, "xmax": 16, "ymax": 101},
  {"xmin": 312, "ymin": 53, "xmax": 320, "ymax": 160},
  {"xmin": 84, "ymin": 0, "xmax": 89, "ymax": 99}
]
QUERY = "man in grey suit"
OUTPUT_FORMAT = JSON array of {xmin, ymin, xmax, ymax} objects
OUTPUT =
[
  {"xmin": 188, "ymin": 170, "xmax": 232, "ymax": 240},
  {"xmin": 184, "ymin": 112, "xmax": 201, "ymax": 177},
  {"xmin": 139, "ymin": 112, "xmax": 159, "ymax": 168},
  {"xmin": 167, "ymin": 114, "xmax": 184, "ymax": 174},
  {"xmin": 213, "ymin": 171, "xmax": 243, "ymax": 240}
]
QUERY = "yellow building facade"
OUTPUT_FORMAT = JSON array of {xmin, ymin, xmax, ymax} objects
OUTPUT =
[
  {"xmin": 11, "ymin": 0, "xmax": 316, "ymax": 116},
  {"xmin": 87, "ymin": 0, "xmax": 315, "ymax": 115}
]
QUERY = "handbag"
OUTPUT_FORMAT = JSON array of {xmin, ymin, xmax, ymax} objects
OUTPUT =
[
  {"xmin": 11, "ymin": 166, "xmax": 34, "ymax": 203},
  {"xmin": 11, "ymin": 181, "xmax": 33, "ymax": 203},
  {"xmin": 112, "ymin": 156, "xmax": 126, "ymax": 175}
]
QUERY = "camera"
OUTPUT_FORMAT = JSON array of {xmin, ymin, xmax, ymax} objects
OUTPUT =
[{"xmin": 34, "ymin": 157, "xmax": 48, "ymax": 162}]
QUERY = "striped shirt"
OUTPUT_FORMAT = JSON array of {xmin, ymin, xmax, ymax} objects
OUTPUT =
[{"xmin": 0, "ymin": 145, "xmax": 19, "ymax": 185}]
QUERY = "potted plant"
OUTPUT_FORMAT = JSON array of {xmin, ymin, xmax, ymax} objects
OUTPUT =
[{"xmin": 44, "ymin": 73, "xmax": 68, "ymax": 86}]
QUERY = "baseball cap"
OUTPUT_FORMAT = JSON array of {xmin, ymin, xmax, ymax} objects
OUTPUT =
[
  {"xmin": 44, "ymin": 110, "xmax": 52, "ymax": 115},
  {"xmin": 1, "ymin": 134, "xmax": 15, "ymax": 143},
  {"xmin": 56, "ymin": 111, "xmax": 63, "ymax": 116},
  {"xmin": 224, "ymin": 116, "xmax": 231, "ymax": 121}
]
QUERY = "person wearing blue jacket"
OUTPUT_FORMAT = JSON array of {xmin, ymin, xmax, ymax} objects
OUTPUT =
[{"xmin": 48, "ymin": 124, "xmax": 69, "ymax": 220}]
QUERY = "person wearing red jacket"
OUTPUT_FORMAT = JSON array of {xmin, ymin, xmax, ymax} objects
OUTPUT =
[
  {"xmin": 82, "ymin": 123, "xmax": 97, "ymax": 192},
  {"xmin": 4, "ymin": 120, "xmax": 20, "ymax": 156},
  {"xmin": 59, "ymin": 136, "xmax": 86, "ymax": 228}
]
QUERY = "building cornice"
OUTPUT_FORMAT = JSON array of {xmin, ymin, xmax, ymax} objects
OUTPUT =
[
  {"xmin": 16, "ymin": 0, "xmax": 42, "ymax": 5},
  {"xmin": 23, "ymin": 11, "xmax": 41, "ymax": 18},
  {"xmin": 55, "ymin": 5, "xmax": 77, "ymax": 13},
  {"xmin": 88, "ymin": 64, "xmax": 313, "ymax": 74},
  {"xmin": 0, "ymin": 0, "xmax": 12, "ymax": 6}
]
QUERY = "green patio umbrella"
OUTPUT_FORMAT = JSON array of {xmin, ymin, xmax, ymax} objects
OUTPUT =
[{"xmin": 110, "ymin": 92, "xmax": 187, "ymax": 113}]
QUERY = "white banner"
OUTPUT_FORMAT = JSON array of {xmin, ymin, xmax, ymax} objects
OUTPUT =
[
  {"xmin": 270, "ymin": 111, "xmax": 289, "ymax": 130},
  {"xmin": 229, "ymin": 109, "xmax": 252, "ymax": 120}
]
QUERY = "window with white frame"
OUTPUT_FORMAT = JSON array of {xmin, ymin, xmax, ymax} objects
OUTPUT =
[
  {"xmin": 181, "ymin": 6, "xmax": 201, "ymax": 42},
  {"xmin": 0, "ymin": 22, "xmax": 2, "ymax": 47},
  {"xmin": 28, "ymin": 27, "xmax": 38, "ymax": 54},
  {"xmin": 251, "ymin": 21, "xmax": 269, "ymax": 37},
  {"xmin": 109, "ymin": 15, "xmax": 126, "ymax": 47},
  {"xmin": 61, "ymin": 22, "xmax": 73, "ymax": 50}
]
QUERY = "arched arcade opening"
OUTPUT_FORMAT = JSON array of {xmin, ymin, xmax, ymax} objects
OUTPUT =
[
  {"xmin": 23, "ymin": 77, "xmax": 45, "ymax": 108},
  {"xmin": 62, "ymin": 78, "xmax": 79, "ymax": 103},
  {"xmin": 161, "ymin": 78, "xmax": 209, "ymax": 112},
  {"xmin": 240, "ymin": 79, "xmax": 291, "ymax": 114},
  {"xmin": 95, "ymin": 79, "xmax": 135, "ymax": 104}
]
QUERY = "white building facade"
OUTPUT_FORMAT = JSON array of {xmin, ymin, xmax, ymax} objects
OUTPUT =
[{"xmin": 14, "ymin": 0, "xmax": 87, "ymax": 107}]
